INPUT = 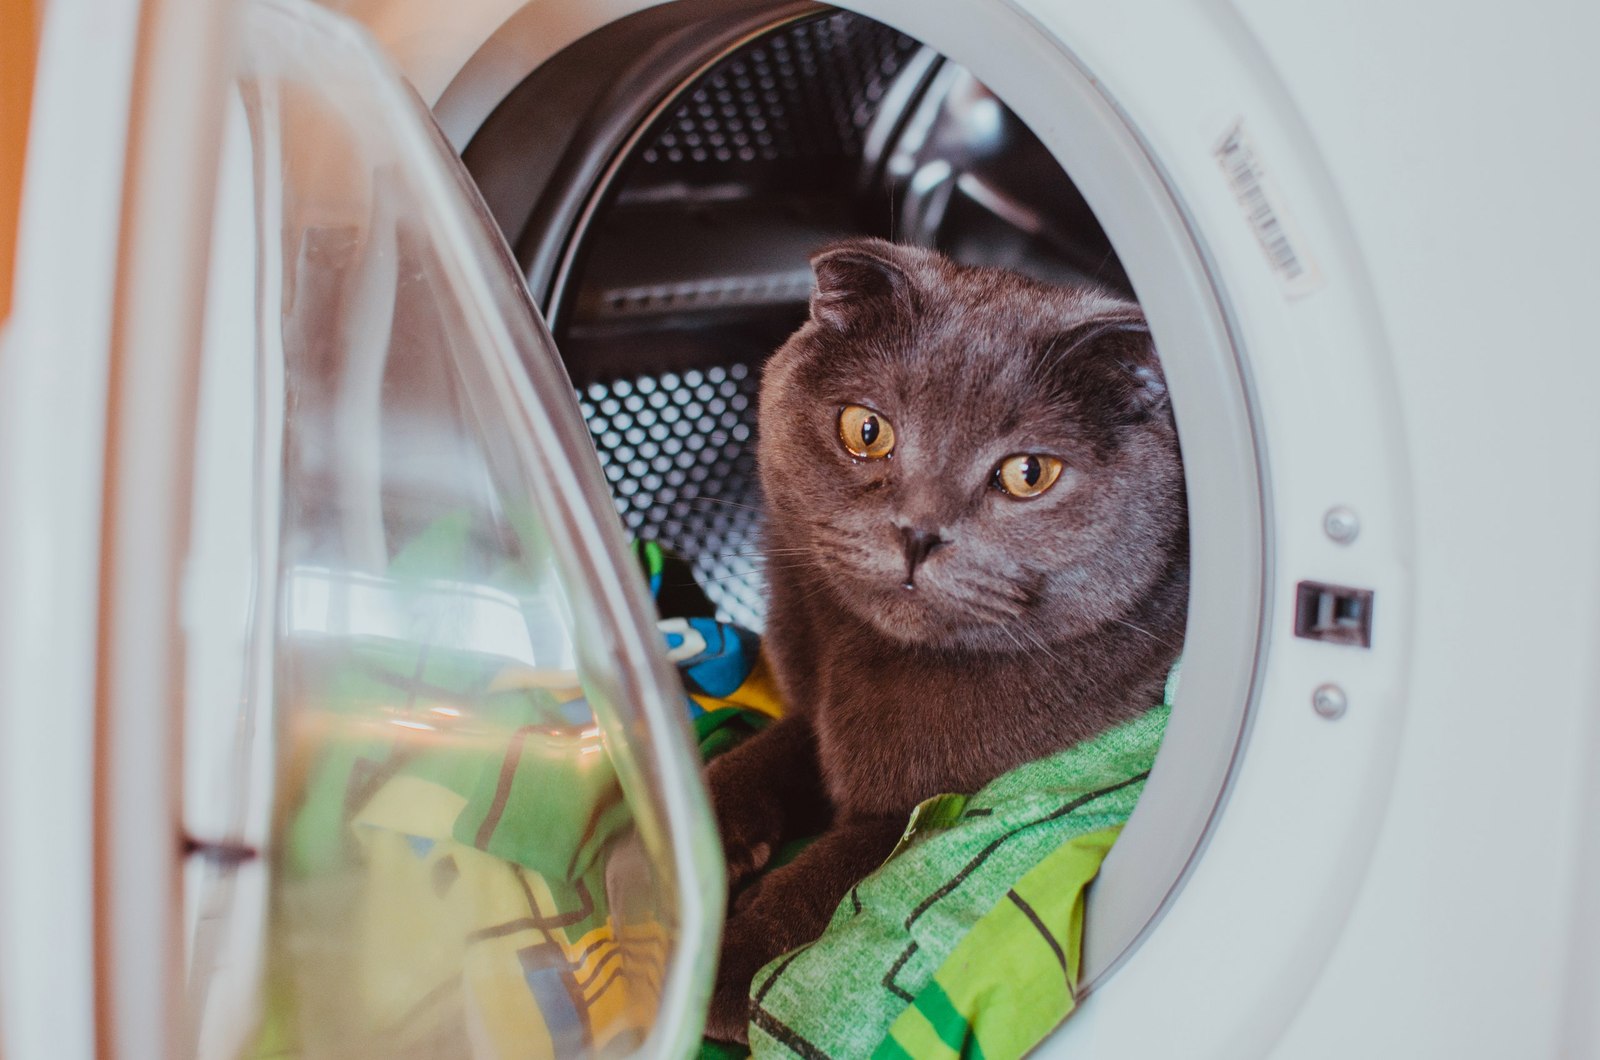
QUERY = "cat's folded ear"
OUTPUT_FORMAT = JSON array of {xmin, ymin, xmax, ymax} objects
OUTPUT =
[
  {"xmin": 808, "ymin": 238, "xmax": 921, "ymax": 332},
  {"xmin": 1052, "ymin": 307, "xmax": 1171, "ymax": 425}
]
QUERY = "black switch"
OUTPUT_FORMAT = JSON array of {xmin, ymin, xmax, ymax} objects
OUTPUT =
[{"xmin": 1294, "ymin": 580, "xmax": 1375, "ymax": 648}]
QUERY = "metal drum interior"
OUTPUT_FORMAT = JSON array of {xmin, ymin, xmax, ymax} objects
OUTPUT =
[
  {"xmin": 460, "ymin": 0, "xmax": 1272, "ymax": 1014},
  {"xmin": 470, "ymin": 9, "xmax": 1135, "ymax": 630}
]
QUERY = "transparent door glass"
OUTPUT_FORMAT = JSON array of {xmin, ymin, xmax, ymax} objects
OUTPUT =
[{"xmin": 184, "ymin": 1, "xmax": 722, "ymax": 1055}]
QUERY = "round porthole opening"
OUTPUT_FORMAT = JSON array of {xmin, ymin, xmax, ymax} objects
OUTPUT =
[{"xmin": 465, "ymin": 0, "xmax": 1265, "ymax": 1034}]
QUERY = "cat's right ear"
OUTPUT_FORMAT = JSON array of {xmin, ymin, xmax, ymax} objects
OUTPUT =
[
  {"xmin": 1052, "ymin": 310, "xmax": 1171, "ymax": 425},
  {"xmin": 808, "ymin": 239, "xmax": 919, "ymax": 332}
]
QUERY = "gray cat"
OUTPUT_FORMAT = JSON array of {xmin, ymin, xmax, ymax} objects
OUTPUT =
[{"xmin": 702, "ymin": 238, "xmax": 1188, "ymax": 1041}]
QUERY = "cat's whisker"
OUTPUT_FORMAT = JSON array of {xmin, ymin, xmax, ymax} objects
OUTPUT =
[
  {"xmin": 697, "ymin": 546, "xmax": 815, "ymax": 566},
  {"xmin": 696, "ymin": 561, "xmax": 756, "ymax": 575},
  {"xmin": 810, "ymin": 518, "xmax": 856, "ymax": 538},
  {"xmin": 1088, "ymin": 247, "xmax": 1123, "ymax": 287},
  {"xmin": 975, "ymin": 589, "xmax": 1028, "ymax": 613},
  {"xmin": 1016, "ymin": 622, "xmax": 1072, "ymax": 673},
  {"xmin": 711, "ymin": 547, "xmax": 811, "ymax": 560},
  {"xmin": 1110, "ymin": 617, "xmax": 1178, "ymax": 648},
  {"xmin": 942, "ymin": 594, "xmax": 1024, "ymax": 625},
  {"xmin": 684, "ymin": 496, "xmax": 766, "ymax": 515},
  {"xmin": 695, "ymin": 562, "xmax": 815, "ymax": 584},
  {"xmin": 948, "ymin": 572, "xmax": 1031, "ymax": 608},
  {"xmin": 943, "ymin": 580, "xmax": 1028, "ymax": 618},
  {"xmin": 691, "ymin": 572, "xmax": 763, "ymax": 586},
  {"xmin": 996, "ymin": 580, "xmax": 1033, "ymax": 604},
  {"xmin": 995, "ymin": 621, "xmax": 1032, "ymax": 659},
  {"xmin": 788, "ymin": 576, "xmax": 836, "ymax": 606}
]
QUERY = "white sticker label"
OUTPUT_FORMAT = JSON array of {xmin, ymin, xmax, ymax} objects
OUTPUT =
[{"xmin": 1215, "ymin": 121, "xmax": 1323, "ymax": 297}]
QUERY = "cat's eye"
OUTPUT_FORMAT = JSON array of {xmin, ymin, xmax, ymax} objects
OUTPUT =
[
  {"xmin": 994, "ymin": 454, "xmax": 1064, "ymax": 498},
  {"xmin": 839, "ymin": 404, "xmax": 896, "ymax": 459}
]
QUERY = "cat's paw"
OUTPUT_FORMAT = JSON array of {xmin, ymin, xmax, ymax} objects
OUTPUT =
[
  {"xmin": 705, "ymin": 756, "xmax": 784, "ymax": 890},
  {"xmin": 703, "ymin": 963, "xmax": 754, "ymax": 1044},
  {"xmin": 704, "ymin": 904, "xmax": 784, "ymax": 1044}
]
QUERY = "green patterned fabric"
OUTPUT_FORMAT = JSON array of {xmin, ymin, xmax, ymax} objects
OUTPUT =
[
  {"xmin": 743, "ymin": 692, "xmax": 1171, "ymax": 1060},
  {"xmin": 876, "ymin": 827, "xmax": 1121, "ymax": 1059}
]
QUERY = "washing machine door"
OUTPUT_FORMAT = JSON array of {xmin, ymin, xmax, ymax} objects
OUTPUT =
[
  {"xmin": 196, "ymin": 2, "xmax": 724, "ymax": 1055},
  {"xmin": 2, "ymin": 0, "xmax": 722, "ymax": 1056}
]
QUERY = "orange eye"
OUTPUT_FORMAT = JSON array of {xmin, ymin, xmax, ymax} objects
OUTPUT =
[
  {"xmin": 839, "ymin": 405, "xmax": 896, "ymax": 459},
  {"xmin": 994, "ymin": 454, "xmax": 1063, "ymax": 498}
]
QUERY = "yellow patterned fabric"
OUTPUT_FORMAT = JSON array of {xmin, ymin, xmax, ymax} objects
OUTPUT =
[{"xmin": 262, "ymin": 536, "xmax": 769, "ymax": 1058}]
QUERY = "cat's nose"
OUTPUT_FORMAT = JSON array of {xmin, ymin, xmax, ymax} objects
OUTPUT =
[{"xmin": 898, "ymin": 525, "xmax": 946, "ymax": 589}]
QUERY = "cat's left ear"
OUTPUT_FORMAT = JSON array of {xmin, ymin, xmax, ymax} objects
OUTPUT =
[
  {"xmin": 808, "ymin": 238, "xmax": 920, "ymax": 332},
  {"xmin": 1052, "ymin": 310, "xmax": 1171, "ymax": 424}
]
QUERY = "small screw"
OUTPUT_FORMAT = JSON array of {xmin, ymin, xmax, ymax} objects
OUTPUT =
[
  {"xmin": 1311, "ymin": 683, "xmax": 1348, "ymax": 719},
  {"xmin": 1323, "ymin": 506, "xmax": 1360, "ymax": 544}
]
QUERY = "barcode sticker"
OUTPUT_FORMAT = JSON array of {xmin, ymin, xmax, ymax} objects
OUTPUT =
[{"xmin": 1215, "ymin": 121, "xmax": 1322, "ymax": 297}]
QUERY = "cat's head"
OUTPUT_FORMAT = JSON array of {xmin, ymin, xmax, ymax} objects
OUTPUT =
[{"xmin": 758, "ymin": 238, "xmax": 1187, "ymax": 652}]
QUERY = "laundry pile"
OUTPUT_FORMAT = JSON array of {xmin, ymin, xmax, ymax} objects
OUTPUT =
[
  {"xmin": 260, "ymin": 519, "xmax": 679, "ymax": 1056},
  {"xmin": 721, "ymin": 700, "xmax": 1167, "ymax": 1060},
  {"xmin": 261, "ymin": 527, "xmax": 1170, "ymax": 1058}
]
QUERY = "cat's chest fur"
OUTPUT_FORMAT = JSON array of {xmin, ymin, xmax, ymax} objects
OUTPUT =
[
  {"xmin": 761, "ymin": 559, "xmax": 1176, "ymax": 819},
  {"xmin": 808, "ymin": 646, "xmax": 1036, "ymax": 816}
]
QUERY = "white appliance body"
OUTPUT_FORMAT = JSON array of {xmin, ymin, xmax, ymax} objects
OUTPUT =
[
  {"xmin": 372, "ymin": 3, "xmax": 1600, "ymax": 1052},
  {"xmin": 3, "ymin": 0, "xmax": 1596, "ymax": 1057}
]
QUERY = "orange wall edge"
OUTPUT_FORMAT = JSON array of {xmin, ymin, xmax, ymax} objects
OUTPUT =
[{"xmin": 2, "ymin": 0, "xmax": 41, "ymax": 327}]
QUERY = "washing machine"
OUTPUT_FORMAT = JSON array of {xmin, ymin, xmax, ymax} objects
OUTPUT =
[{"xmin": 2, "ymin": 0, "xmax": 1598, "ymax": 1057}]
